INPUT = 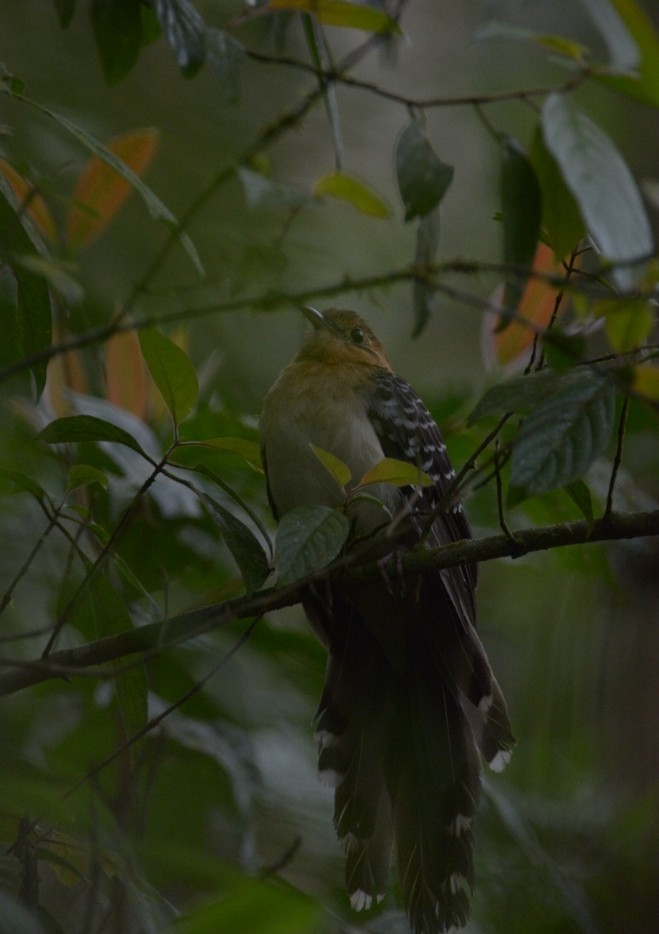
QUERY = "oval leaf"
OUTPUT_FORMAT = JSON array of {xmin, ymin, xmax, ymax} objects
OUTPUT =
[
  {"xmin": 500, "ymin": 135, "xmax": 542, "ymax": 312},
  {"xmin": 396, "ymin": 120, "xmax": 454, "ymax": 222},
  {"xmin": 314, "ymin": 171, "xmax": 391, "ymax": 218},
  {"xmin": 276, "ymin": 505, "xmax": 349, "ymax": 585},
  {"xmin": 67, "ymin": 464, "xmax": 108, "ymax": 492},
  {"xmin": 510, "ymin": 371, "xmax": 617, "ymax": 496},
  {"xmin": 91, "ymin": 0, "xmax": 142, "ymax": 85},
  {"xmin": 529, "ymin": 125, "xmax": 585, "ymax": 260},
  {"xmin": 266, "ymin": 0, "xmax": 400, "ymax": 34},
  {"xmin": 358, "ymin": 457, "xmax": 433, "ymax": 488},
  {"xmin": 139, "ymin": 327, "xmax": 198, "ymax": 426},
  {"xmin": 542, "ymin": 94, "xmax": 654, "ymax": 290},
  {"xmin": 37, "ymin": 414, "xmax": 147, "ymax": 456},
  {"xmin": 202, "ymin": 494, "xmax": 270, "ymax": 594},
  {"xmin": 468, "ymin": 369, "xmax": 561, "ymax": 424},
  {"xmin": 310, "ymin": 444, "xmax": 352, "ymax": 488},
  {"xmin": 66, "ymin": 128, "xmax": 160, "ymax": 249}
]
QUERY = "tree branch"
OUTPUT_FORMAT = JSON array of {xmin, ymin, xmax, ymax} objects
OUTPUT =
[{"xmin": 1, "ymin": 509, "xmax": 657, "ymax": 698}]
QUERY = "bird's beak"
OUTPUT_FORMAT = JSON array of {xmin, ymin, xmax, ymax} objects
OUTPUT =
[
  {"xmin": 300, "ymin": 305, "xmax": 327, "ymax": 329},
  {"xmin": 300, "ymin": 306, "xmax": 343, "ymax": 337}
]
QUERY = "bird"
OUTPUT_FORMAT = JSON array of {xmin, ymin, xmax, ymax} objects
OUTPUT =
[{"xmin": 260, "ymin": 306, "xmax": 514, "ymax": 934}]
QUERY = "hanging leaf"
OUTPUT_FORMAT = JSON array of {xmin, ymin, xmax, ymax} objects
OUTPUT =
[
  {"xmin": 563, "ymin": 479, "xmax": 594, "ymax": 528},
  {"xmin": 314, "ymin": 172, "xmax": 391, "ymax": 218},
  {"xmin": 0, "ymin": 467, "xmax": 47, "ymax": 500},
  {"xmin": 310, "ymin": 444, "xmax": 352, "ymax": 488},
  {"xmin": 66, "ymin": 128, "xmax": 160, "ymax": 249},
  {"xmin": 91, "ymin": 0, "xmax": 143, "ymax": 85},
  {"xmin": 139, "ymin": 327, "xmax": 199, "ymax": 427},
  {"xmin": 529, "ymin": 126, "xmax": 585, "ymax": 260},
  {"xmin": 396, "ymin": 120, "xmax": 454, "ymax": 222},
  {"xmin": 510, "ymin": 370, "xmax": 617, "ymax": 496},
  {"xmin": 201, "ymin": 494, "xmax": 270, "ymax": 594},
  {"xmin": 276, "ymin": 505, "xmax": 349, "ymax": 585},
  {"xmin": 475, "ymin": 21, "xmax": 589, "ymax": 60},
  {"xmin": 358, "ymin": 457, "xmax": 432, "ymax": 488},
  {"xmin": 412, "ymin": 209, "xmax": 440, "ymax": 337},
  {"xmin": 153, "ymin": 0, "xmax": 207, "ymax": 77},
  {"xmin": 37, "ymin": 414, "xmax": 148, "ymax": 456},
  {"xmin": 265, "ymin": 0, "xmax": 401, "ymax": 34},
  {"xmin": 66, "ymin": 464, "xmax": 108, "ymax": 492},
  {"xmin": 541, "ymin": 94, "xmax": 654, "ymax": 291},
  {"xmin": 593, "ymin": 0, "xmax": 659, "ymax": 106},
  {"xmin": 500, "ymin": 136, "xmax": 542, "ymax": 315}
]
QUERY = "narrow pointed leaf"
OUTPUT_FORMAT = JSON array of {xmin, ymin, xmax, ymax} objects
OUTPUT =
[
  {"xmin": 396, "ymin": 120, "xmax": 454, "ymax": 221},
  {"xmin": 139, "ymin": 327, "xmax": 198, "ymax": 426},
  {"xmin": 276, "ymin": 505, "xmax": 349, "ymax": 585},
  {"xmin": 563, "ymin": 479, "xmax": 594, "ymax": 527},
  {"xmin": 541, "ymin": 94, "xmax": 653, "ymax": 290},
  {"xmin": 314, "ymin": 172, "xmax": 391, "ymax": 218},
  {"xmin": 530, "ymin": 125, "xmax": 584, "ymax": 259},
  {"xmin": 311, "ymin": 444, "xmax": 352, "ymax": 488},
  {"xmin": 37, "ymin": 414, "xmax": 147, "ymax": 456},
  {"xmin": 511, "ymin": 370, "xmax": 617, "ymax": 495},
  {"xmin": 0, "ymin": 159, "xmax": 57, "ymax": 243},
  {"xmin": 500, "ymin": 136, "xmax": 542, "ymax": 313},
  {"xmin": 202, "ymin": 494, "xmax": 270, "ymax": 593},
  {"xmin": 358, "ymin": 457, "xmax": 432, "ymax": 488},
  {"xmin": 206, "ymin": 28, "xmax": 245, "ymax": 103},
  {"xmin": 594, "ymin": 0, "xmax": 659, "ymax": 106},
  {"xmin": 266, "ymin": 0, "xmax": 400, "ymax": 34},
  {"xmin": 153, "ymin": 0, "xmax": 207, "ymax": 77},
  {"xmin": 66, "ymin": 128, "xmax": 160, "ymax": 249},
  {"xmin": 412, "ymin": 208, "xmax": 440, "ymax": 337}
]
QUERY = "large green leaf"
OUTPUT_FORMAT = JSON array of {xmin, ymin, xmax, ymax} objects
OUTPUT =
[
  {"xmin": 541, "ymin": 94, "xmax": 653, "ymax": 290},
  {"xmin": 510, "ymin": 370, "xmax": 617, "ymax": 496},
  {"xmin": 139, "ymin": 327, "xmax": 199, "ymax": 427},
  {"xmin": 276, "ymin": 505, "xmax": 349, "ymax": 585},
  {"xmin": 91, "ymin": 0, "xmax": 142, "ymax": 85},
  {"xmin": 37, "ymin": 414, "xmax": 148, "ymax": 456},
  {"xmin": 468, "ymin": 369, "xmax": 562, "ymax": 424},
  {"xmin": 396, "ymin": 119, "xmax": 454, "ymax": 221}
]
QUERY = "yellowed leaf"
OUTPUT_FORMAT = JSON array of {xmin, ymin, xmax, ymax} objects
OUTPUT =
[{"xmin": 0, "ymin": 158, "xmax": 57, "ymax": 243}]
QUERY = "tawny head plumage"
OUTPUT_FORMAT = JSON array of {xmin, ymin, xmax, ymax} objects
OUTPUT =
[{"xmin": 296, "ymin": 306, "xmax": 392, "ymax": 370}]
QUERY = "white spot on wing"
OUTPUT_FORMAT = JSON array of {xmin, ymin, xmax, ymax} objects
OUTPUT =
[
  {"xmin": 478, "ymin": 693, "xmax": 493, "ymax": 715},
  {"xmin": 449, "ymin": 813, "xmax": 472, "ymax": 836},
  {"xmin": 350, "ymin": 890, "xmax": 372, "ymax": 911},
  {"xmin": 489, "ymin": 749, "xmax": 512, "ymax": 773}
]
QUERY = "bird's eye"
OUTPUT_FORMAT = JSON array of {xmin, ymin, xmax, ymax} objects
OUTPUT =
[{"xmin": 349, "ymin": 327, "xmax": 366, "ymax": 345}]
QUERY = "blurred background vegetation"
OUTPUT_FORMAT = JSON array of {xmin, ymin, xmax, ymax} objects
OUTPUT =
[{"xmin": 1, "ymin": 1, "xmax": 658, "ymax": 932}]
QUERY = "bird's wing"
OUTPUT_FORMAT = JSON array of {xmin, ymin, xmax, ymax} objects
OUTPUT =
[{"xmin": 366, "ymin": 368, "xmax": 477, "ymax": 624}]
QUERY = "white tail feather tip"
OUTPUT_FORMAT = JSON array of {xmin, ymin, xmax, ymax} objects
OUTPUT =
[
  {"xmin": 350, "ymin": 890, "xmax": 372, "ymax": 911},
  {"xmin": 489, "ymin": 749, "xmax": 512, "ymax": 773},
  {"xmin": 318, "ymin": 767, "xmax": 344, "ymax": 787},
  {"xmin": 449, "ymin": 813, "xmax": 472, "ymax": 836}
]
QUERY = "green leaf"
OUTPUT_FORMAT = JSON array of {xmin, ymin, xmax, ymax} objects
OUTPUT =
[
  {"xmin": 597, "ymin": 296, "xmax": 655, "ymax": 352},
  {"xmin": 396, "ymin": 119, "xmax": 454, "ymax": 222},
  {"xmin": 468, "ymin": 370, "xmax": 561, "ymax": 424},
  {"xmin": 594, "ymin": 0, "xmax": 659, "ymax": 106},
  {"xmin": 91, "ymin": 0, "xmax": 142, "ymax": 85},
  {"xmin": 510, "ymin": 371, "xmax": 617, "ymax": 496},
  {"xmin": 0, "ymin": 184, "xmax": 52, "ymax": 398},
  {"xmin": 276, "ymin": 505, "xmax": 349, "ymax": 585},
  {"xmin": 37, "ymin": 414, "xmax": 148, "ymax": 456},
  {"xmin": 580, "ymin": 0, "xmax": 639, "ymax": 71},
  {"xmin": 206, "ymin": 28, "xmax": 245, "ymax": 103},
  {"xmin": 476, "ymin": 21, "xmax": 589, "ymax": 60},
  {"xmin": 563, "ymin": 479, "xmax": 594, "ymax": 527},
  {"xmin": 541, "ymin": 94, "xmax": 654, "ymax": 290},
  {"xmin": 358, "ymin": 457, "xmax": 433, "ymax": 488},
  {"xmin": 153, "ymin": 0, "xmax": 207, "ymax": 77},
  {"xmin": 0, "ymin": 467, "xmax": 46, "ymax": 500},
  {"xmin": 201, "ymin": 494, "xmax": 270, "ymax": 593},
  {"xmin": 500, "ymin": 136, "xmax": 542, "ymax": 311},
  {"xmin": 199, "ymin": 437, "xmax": 263, "ymax": 471},
  {"xmin": 139, "ymin": 327, "xmax": 198, "ymax": 426},
  {"xmin": 530, "ymin": 124, "xmax": 585, "ymax": 259},
  {"xmin": 266, "ymin": 0, "xmax": 401, "ymax": 34},
  {"xmin": 314, "ymin": 171, "xmax": 391, "ymax": 218},
  {"xmin": 23, "ymin": 103, "xmax": 203, "ymax": 275},
  {"xmin": 310, "ymin": 444, "xmax": 352, "ymax": 488},
  {"xmin": 66, "ymin": 464, "xmax": 108, "ymax": 492}
]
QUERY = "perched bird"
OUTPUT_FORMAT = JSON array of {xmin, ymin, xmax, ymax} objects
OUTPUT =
[{"xmin": 260, "ymin": 307, "xmax": 514, "ymax": 934}]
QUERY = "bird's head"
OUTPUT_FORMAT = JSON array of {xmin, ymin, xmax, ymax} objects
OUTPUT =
[{"xmin": 296, "ymin": 306, "xmax": 391, "ymax": 370}]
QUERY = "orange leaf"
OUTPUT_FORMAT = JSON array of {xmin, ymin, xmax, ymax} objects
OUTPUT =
[
  {"xmin": 66, "ymin": 128, "xmax": 160, "ymax": 250},
  {"xmin": 0, "ymin": 158, "xmax": 58, "ymax": 243},
  {"xmin": 105, "ymin": 329, "xmax": 148, "ymax": 420},
  {"xmin": 483, "ymin": 241, "xmax": 566, "ymax": 369}
]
